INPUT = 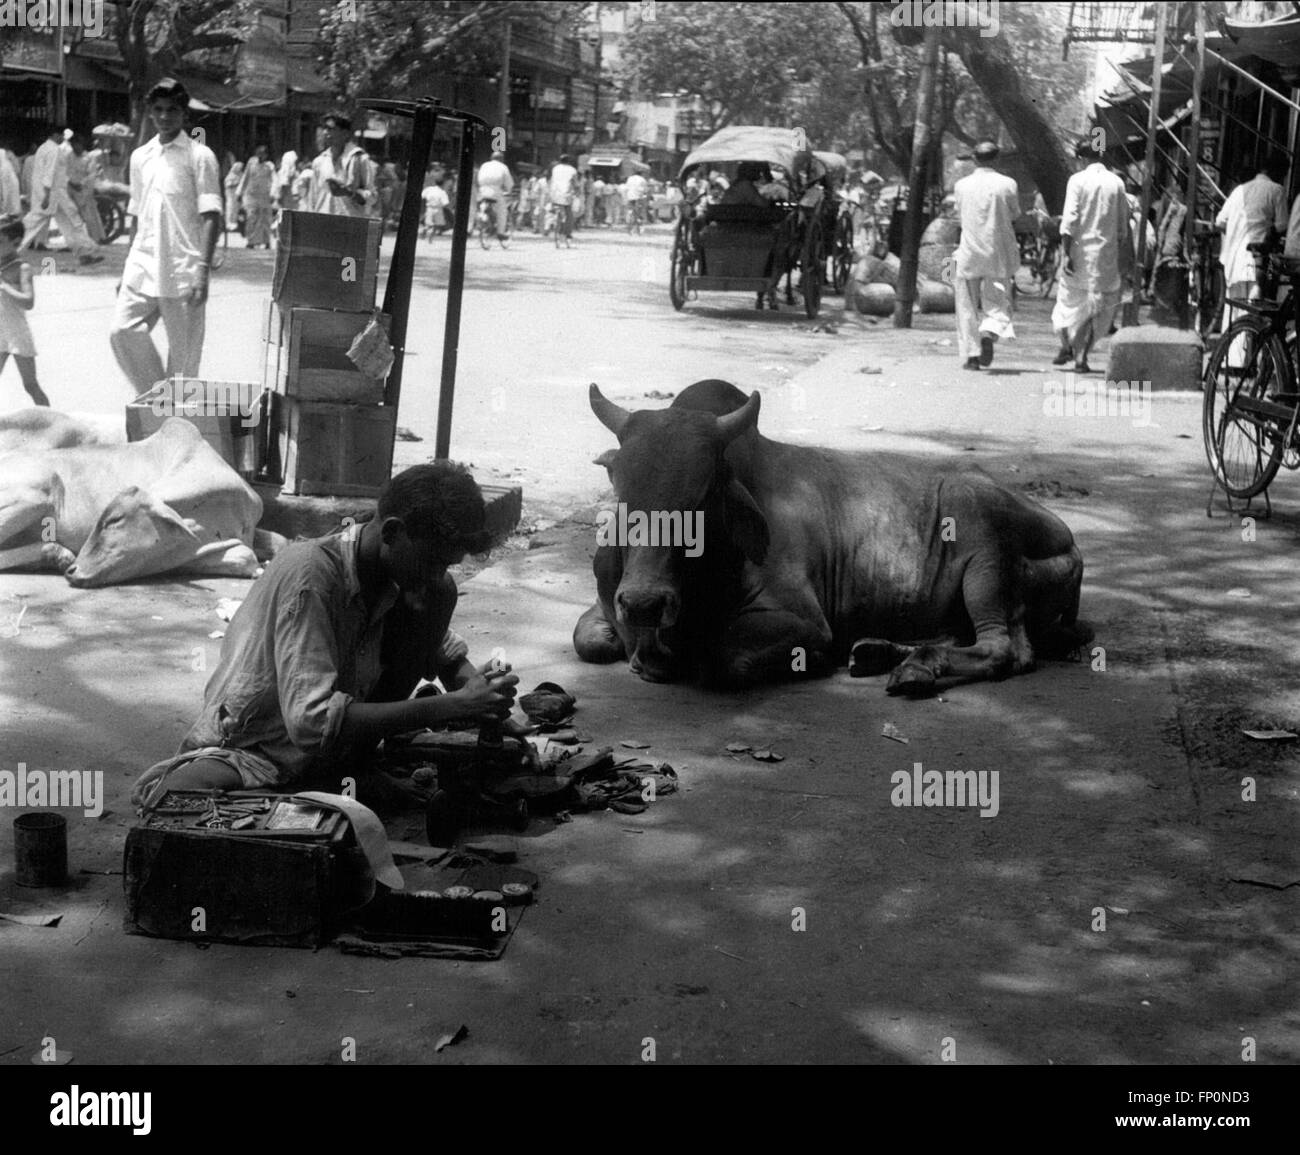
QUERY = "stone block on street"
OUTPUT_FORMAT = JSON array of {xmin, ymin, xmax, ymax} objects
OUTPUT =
[{"xmin": 1106, "ymin": 325, "xmax": 1203, "ymax": 392}]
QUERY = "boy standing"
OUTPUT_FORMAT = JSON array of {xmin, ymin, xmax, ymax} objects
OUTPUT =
[{"xmin": 109, "ymin": 79, "xmax": 222, "ymax": 393}]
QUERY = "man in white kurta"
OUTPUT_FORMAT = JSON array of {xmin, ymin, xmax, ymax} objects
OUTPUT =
[
  {"xmin": 952, "ymin": 140, "xmax": 1020, "ymax": 370},
  {"xmin": 1219, "ymin": 157, "xmax": 1287, "ymax": 309},
  {"xmin": 19, "ymin": 128, "xmax": 101, "ymax": 261},
  {"xmin": 475, "ymin": 151, "xmax": 514, "ymax": 239},
  {"xmin": 1051, "ymin": 142, "xmax": 1133, "ymax": 372},
  {"xmin": 109, "ymin": 80, "xmax": 222, "ymax": 393}
]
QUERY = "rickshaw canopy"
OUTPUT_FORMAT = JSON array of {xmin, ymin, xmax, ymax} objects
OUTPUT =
[{"xmin": 679, "ymin": 126, "xmax": 814, "ymax": 184}]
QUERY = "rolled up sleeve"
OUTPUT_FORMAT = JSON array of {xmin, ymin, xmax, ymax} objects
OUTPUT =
[
  {"xmin": 274, "ymin": 588, "xmax": 354, "ymax": 756},
  {"xmin": 194, "ymin": 145, "xmax": 224, "ymax": 215}
]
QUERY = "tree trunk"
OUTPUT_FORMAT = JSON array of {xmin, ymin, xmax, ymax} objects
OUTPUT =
[
  {"xmin": 894, "ymin": 23, "xmax": 940, "ymax": 328},
  {"xmin": 948, "ymin": 31, "xmax": 1071, "ymax": 214}
]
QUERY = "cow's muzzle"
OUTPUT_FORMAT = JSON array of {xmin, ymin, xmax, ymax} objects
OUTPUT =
[{"xmin": 615, "ymin": 586, "xmax": 680, "ymax": 630}]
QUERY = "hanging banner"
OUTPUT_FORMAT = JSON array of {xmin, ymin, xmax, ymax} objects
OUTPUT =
[
  {"xmin": 0, "ymin": 25, "xmax": 64, "ymax": 75},
  {"xmin": 235, "ymin": 9, "xmax": 286, "ymax": 104}
]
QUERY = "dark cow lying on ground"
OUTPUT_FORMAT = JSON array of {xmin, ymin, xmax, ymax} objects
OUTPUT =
[{"xmin": 573, "ymin": 379, "xmax": 1092, "ymax": 696}]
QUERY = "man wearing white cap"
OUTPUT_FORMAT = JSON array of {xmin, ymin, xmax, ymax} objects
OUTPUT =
[{"xmin": 952, "ymin": 140, "xmax": 1020, "ymax": 370}]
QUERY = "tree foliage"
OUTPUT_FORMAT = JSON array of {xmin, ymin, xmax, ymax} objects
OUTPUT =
[
  {"xmin": 110, "ymin": 0, "xmax": 261, "ymax": 129},
  {"xmin": 314, "ymin": 0, "xmax": 589, "ymax": 103}
]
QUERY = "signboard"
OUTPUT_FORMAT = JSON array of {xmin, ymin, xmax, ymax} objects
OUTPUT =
[
  {"xmin": 0, "ymin": 26, "xmax": 64, "ymax": 75},
  {"xmin": 236, "ymin": 10, "xmax": 286, "ymax": 104}
]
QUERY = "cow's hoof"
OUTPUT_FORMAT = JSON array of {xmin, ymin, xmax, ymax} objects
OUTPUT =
[
  {"xmin": 849, "ymin": 638, "xmax": 913, "ymax": 677},
  {"xmin": 885, "ymin": 664, "xmax": 938, "ymax": 697}
]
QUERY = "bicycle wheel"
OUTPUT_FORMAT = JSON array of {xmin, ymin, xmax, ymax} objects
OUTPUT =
[
  {"xmin": 477, "ymin": 213, "xmax": 491, "ymax": 250},
  {"xmin": 1202, "ymin": 318, "xmax": 1291, "ymax": 499},
  {"xmin": 832, "ymin": 213, "xmax": 853, "ymax": 294},
  {"xmin": 1198, "ymin": 264, "xmax": 1225, "ymax": 339},
  {"xmin": 96, "ymin": 197, "xmax": 124, "ymax": 243},
  {"xmin": 669, "ymin": 226, "xmax": 689, "ymax": 311}
]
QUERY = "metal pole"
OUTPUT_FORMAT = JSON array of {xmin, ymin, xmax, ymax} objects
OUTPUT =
[
  {"xmin": 1203, "ymin": 47, "xmax": 1300, "ymax": 115},
  {"xmin": 1131, "ymin": 1, "xmax": 1166, "ymax": 324},
  {"xmin": 1182, "ymin": 3, "xmax": 1205, "ymax": 286},
  {"xmin": 436, "ymin": 117, "xmax": 479, "ymax": 459},
  {"xmin": 376, "ymin": 100, "xmax": 436, "ymax": 413},
  {"xmin": 894, "ymin": 23, "xmax": 940, "ymax": 328},
  {"xmin": 497, "ymin": 19, "xmax": 511, "ymax": 143}
]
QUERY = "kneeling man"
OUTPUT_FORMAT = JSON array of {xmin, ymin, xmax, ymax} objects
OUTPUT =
[{"xmin": 133, "ymin": 462, "xmax": 520, "ymax": 804}]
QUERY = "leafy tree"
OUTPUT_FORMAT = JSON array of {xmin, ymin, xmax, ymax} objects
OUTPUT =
[
  {"xmin": 314, "ymin": 0, "xmax": 589, "ymax": 104},
  {"xmin": 110, "ymin": 0, "xmax": 261, "ymax": 131}
]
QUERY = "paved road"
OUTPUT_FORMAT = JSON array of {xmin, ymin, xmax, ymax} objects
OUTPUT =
[{"xmin": 2, "ymin": 225, "xmax": 1298, "ymax": 1069}]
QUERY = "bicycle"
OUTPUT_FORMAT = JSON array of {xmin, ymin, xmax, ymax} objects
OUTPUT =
[
  {"xmin": 626, "ymin": 198, "xmax": 645, "ymax": 235},
  {"xmin": 553, "ymin": 201, "xmax": 574, "ymax": 249},
  {"xmin": 1202, "ymin": 241, "xmax": 1300, "ymax": 510},
  {"xmin": 475, "ymin": 197, "xmax": 509, "ymax": 250},
  {"xmin": 1188, "ymin": 224, "xmax": 1226, "ymax": 340},
  {"xmin": 1014, "ymin": 214, "xmax": 1060, "ymax": 298}
]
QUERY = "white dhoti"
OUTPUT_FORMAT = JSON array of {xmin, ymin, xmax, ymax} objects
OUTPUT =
[
  {"xmin": 1222, "ymin": 279, "xmax": 1261, "ymax": 369},
  {"xmin": 954, "ymin": 277, "xmax": 1014, "ymax": 361},
  {"xmin": 1051, "ymin": 271, "xmax": 1120, "ymax": 356}
]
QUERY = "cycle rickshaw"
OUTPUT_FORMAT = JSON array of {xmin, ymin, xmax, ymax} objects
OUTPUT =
[
  {"xmin": 668, "ymin": 126, "xmax": 829, "ymax": 318},
  {"xmin": 811, "ymin": 149, "xmax": 855, "ymax": 295}
]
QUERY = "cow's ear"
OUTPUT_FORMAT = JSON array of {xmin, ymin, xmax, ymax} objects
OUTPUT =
[{"xmin": 724, "ymin": 478, "xmax": 769, "ymax": 565}]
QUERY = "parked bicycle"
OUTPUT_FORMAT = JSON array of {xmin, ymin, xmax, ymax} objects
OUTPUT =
[
  {"xmin": 1202, "ymin": 240, "xmax": 1300, "ymax": 506},
  {"xmin": 1188, "ymin": 223, "xmax": 1226, "ymax": 340}
]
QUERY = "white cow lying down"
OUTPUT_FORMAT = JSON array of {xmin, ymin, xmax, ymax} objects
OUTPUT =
[{"xmin": 0, "ymin": 413, "xmax": 263, "ymax": 587}]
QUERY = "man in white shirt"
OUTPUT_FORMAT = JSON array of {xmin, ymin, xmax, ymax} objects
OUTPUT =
[
  {"xmin": 19, "ymin": 126, "xmax": 102, "ymax": 263},
  {"xmin": 1051, "ymin": 139, "xmax": 1133, "ymax": 373},
  {"xmin": 0, "ymin": 138, "xmax": 20, "ymax": 217},
  {"xmin": 109, "ymin": 79, "xmax": 222, "ymax": 393},
  {"xmin": 1220, "ymin": 155, "xmax": 1288, "ymax": 311},
  {"xmin": 475, "ymin": 150, "xmax": 514, "ymax": 240},
  {"xmin": 549, "ymin": 154, "xmax": 579, "ymax": 240},
  {"xmin": 951, "ymin": 140, "xmax": 1020, "ymax": 370},
  {"xmin": 309, "ymin": 113, "xmax": 377, "ymax": 218}
]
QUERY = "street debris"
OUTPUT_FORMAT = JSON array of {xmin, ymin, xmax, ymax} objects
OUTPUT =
[
  {"xmin": 751, "ymin": 749, "xmax": 784, "ymax": 762},
  {"xmin": 859, "ymin": 365, "xmax": 883, "ymax": 374},
  {"xmin": 434, "ymin": 1024, "xmax": 469, "ymax": 1053},
  {"xmin": 725, "ymin": 742, "xmax": 752, "ymax": 753},
  {"xmin": 395, "ymin": 426, "xmax": 423, "ymax": 441},
  {"xmin": 208, "ymin": 630, "xmax": 224, "ymax": 639},
  {"xmin": 713, "ymin": 946, "xmax": 748, "ymax": 962},
  {"xmin": 643, "ymin": 390, "xmax": 675, "ymax": 399},
  {"xmin": 0, "ymin": 910, "xmax": 62, "ymax": 927},
  {"xmin": 1242, "ymin": 729, "xmax": 1297, "ymax": 741},
  {"xmin": 882, "ymin": 722, "xmax": 909, "ymax": 744},
  {"xmin": 214, "ymin": 597, "xmax": 243, "ymax": 621},
  {"xmin": 1226, "ymin": 588, "xmax": 1252, "ymax": 599},
  {"xmin": 620, "ymin": 740, "xmax": 651, "ymax": 749}
]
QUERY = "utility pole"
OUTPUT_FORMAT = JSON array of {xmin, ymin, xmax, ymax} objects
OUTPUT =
[
  {"xmin": 1182, "ymin": 0, "xmax": 1206, "ymax": 320},
  {"xmin": 894, "ymin": 23, "xmax": 940, "ymax": 328},
  {"xmin": 1129, "ymin": 0, "xmax": 1165, "ymax": 326},
  {"xmin": 497, "ymin": 19, "xmax": 511, "ymax": 144}
]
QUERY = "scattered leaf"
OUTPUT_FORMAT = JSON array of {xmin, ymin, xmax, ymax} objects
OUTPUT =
[
  {"xmin": 1226, "ymin": 588, "xmax": 1252, "ymax": 599},
  {"xmin": 395, "ymin": 426, "xmax": 424, "ymax": 442},
  {"xmin": 1242, "ymin": 729, "xmax": 1297, "ymax": 741},
  {"xmin": 30, "ymin": 1049, "xmax": 72, "ymax": 1065},
  {"xmin": 725, "ymin": 742, "xmax": 752, "ymax": 753},
  {"xmin": 620, "ymin": 740, "xmax": 651, "ymax": 749},
  {"xmin": 751, "ymin": 749, "xmax": 785, "ymax": 762},
  {"xmin": 434, "ymin": 1024, "xmax": 469, "ymax": 1052},
  {"xmin": 214, "ymin": 598, "xmax": 243, "ymax": 621},
  {"xmin": 859, "ymin": 366, "xmax": 883, "ymax": 374},
  {"xmin": 208, "ymin": 630, "xmax": 225, "ymax": 639},
  {"xmin": 882, "ymin": 722, "xmax": 909, "ymax": 744}
]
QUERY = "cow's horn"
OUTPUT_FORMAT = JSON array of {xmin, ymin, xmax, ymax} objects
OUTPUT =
[
  {"xmin": 589, "ymin": 383, "xmax": 630, "ymax": 438},
  {"xmin": 715, "ymin": 391, "xmax": 761, "ymax": 444}
]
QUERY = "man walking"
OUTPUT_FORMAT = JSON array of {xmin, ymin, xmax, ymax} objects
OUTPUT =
[
  {"xmin": 951, "ymin": 140, "xmax": 1020, "ymax": 370},
  {"xmin": 1219, "ymin": 155, "xmax": 1288, "ymax": 313},
  {"xmin": 20, "ymin": 126, "xmax": 102, "ymax": 265},
  {"xmin": 1051, "ymin": 138, "xmax": 1133, "ymax": 373},
  {"xmin": 109, "ymin": 79, "xmax": 222, "ymax": 393},
  {"xmin": 475, "ymin": 150, "xmax": 514, "ymax": 240},
  {"xmin": 309, "ymin": 113, "xmax": 376, "ymax": 217}
]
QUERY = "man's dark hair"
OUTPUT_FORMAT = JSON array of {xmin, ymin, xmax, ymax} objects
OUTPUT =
[
  {"xmin": 378, "ymin": 462, "xmax": 491, "ymax": 553},
  {"xmin": 1262, "ymin": 153, "xmax": 1289, "ymax": 182},
  {"xmin": 322, "ymin": 112, "xmax": 353, "ymax": 131},
  {"xmin": 146, "ymin": 78, "xmax": 191, "ymax": 109}
]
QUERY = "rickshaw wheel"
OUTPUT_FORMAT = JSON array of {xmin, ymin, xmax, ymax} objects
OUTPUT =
[
  {"xmin": 669, "ymin": 233, "xmax": 689, "ymax": 311},
  {"xmin": 801, "ymin": 222, "xmax": 823, "ymax": 318},
  {"xmin": 96, "ymin": 197, "xmax": 125, "ymax": 243},
  {"xmin": 832, "ymin": 214, "xmax": 854, "ymax": 294}
]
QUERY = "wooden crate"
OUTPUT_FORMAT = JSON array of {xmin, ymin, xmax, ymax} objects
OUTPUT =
[
  {"xmin": 273, "ymin": 210, "xmax": 381, "ymax": 312},
  {"xmin": 125, "ymin": 380, "xmax": 268, "ymax": 479},
  {"xmin": 263, "ymin": 301, "xmax": 390, "ymax": 404},
  {"xmin": 279, "ymin": 396, "xmax": 397, "ymax": 498}
]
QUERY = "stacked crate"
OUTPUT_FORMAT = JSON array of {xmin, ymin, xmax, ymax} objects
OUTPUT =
[{"xmin": 265, "ymin": 211, "xmax": 394, "ymax": 496}]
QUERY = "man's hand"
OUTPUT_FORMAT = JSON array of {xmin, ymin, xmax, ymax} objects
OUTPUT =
[
  {"xmin": 326, "ymin": 177, "xmax": 346, "ymax": 196},
  {"xmin": 455, "ymin": 669, "xmax": 519, "ymax": 723},
  {"xmin": 188, "ymin": 266, "xmax": 210, "ymax": 306}
]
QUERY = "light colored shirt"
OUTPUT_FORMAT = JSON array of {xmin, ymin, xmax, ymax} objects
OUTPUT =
[
  {"xmin": 123, "ymin": 131, "xmax": 223, "ymax": 298},
  {"xmin": 237, "ymin": 157, "xmax": 276, "ymax": 208},
  {"xmin": 476, "ymin": 159, "xmax": 513, "ymax": 200},
  {"xmin": 309, "ymin": 142, "xmax": 377, "ymax": 217},
  {"xmin": 1059, "ymin": 162, "xmax": 1132, "ymax": 294},
  {"xmin": 1286, "ymin": 192, "xmax": 1300, "ymax": 259},
  {"xmin": 1216, "ymin": 173, "xmax": 1287, "ymax": 283},
  {"xmin": 625, "ymin": 173, "xmax": 648, "ymax": 201},
  {"xmin": 952, "ymin": 165, "xmax": 1020, "ymax": 279},
  {"xmin": 549, "ymin": 163, "xmax": 578, "ymax": 206},
  {"xmin": 30, "ymin": 138, "xmax": 66, "ymax": 197},
  {"xmin": 175, "ymin": 521, "xmax": 468, "ymax": 786},
  {"xmin": 0, "ymin": 149, "xmax": 20, "ymax": 216}
]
